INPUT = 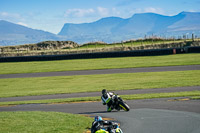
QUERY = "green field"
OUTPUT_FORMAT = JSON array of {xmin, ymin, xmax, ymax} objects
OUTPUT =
[
  {"xmin": 0, "ymin": 53, "xmax": 200, "ymax": 74},
  {"xmin": 0, "ymin": 111, "xmax": 92, "ymax": 133},
  {"xmin": 0, "ymin": 70, "xmax": 200, "ymax": 98},
  {"xmin": 79, "ymin": 39, "xmax": 181, "ymax": 49}
]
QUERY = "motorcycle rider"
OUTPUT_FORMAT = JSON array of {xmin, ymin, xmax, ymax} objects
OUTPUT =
[
  {"xmin": 101, "ymin": 89, "xmax": 115, "ymax": 112},
  {"xmin": 91, "ymin": 116, "xmax": 118, "ymax": 133}
]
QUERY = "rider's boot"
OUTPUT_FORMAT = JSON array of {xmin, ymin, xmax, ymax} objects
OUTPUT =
[{"xmin": 107, "ymin": 106, "xmax": 112, "ymax": 112}]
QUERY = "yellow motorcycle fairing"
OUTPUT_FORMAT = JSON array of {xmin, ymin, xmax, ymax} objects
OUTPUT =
[{"xmin": 95, "ymin": 129, "xmax": 109, "ymax": 133}]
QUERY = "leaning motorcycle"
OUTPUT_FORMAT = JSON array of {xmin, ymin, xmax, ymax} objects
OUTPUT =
[
  {"xmin": 95, "ymin": 122, "xmax": 123, "ymax": 133},
  {"xmin": 111, "ymin": 94, "xmax": 130, "ymax": 112}
]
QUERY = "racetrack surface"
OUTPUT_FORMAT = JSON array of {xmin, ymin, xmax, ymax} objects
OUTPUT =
[
  {"xmin": 0, "ymin": 65, "xmax": 200, "ymax": 79},
  {"xmin": 0, "ymin": 97, "xmax": 200, "ymax": 133},
  {"xmin": 95, "ymin": 109, "xmax": 200, "ymax": 133},
  {"xmin": 1, "ymin": 97, "xmax": 199, "ymax": 114}
]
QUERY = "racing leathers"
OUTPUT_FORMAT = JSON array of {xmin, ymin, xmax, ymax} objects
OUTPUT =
[{"xmin": 101, "ymin": 92, "xmax": 114, "ymax": 112}]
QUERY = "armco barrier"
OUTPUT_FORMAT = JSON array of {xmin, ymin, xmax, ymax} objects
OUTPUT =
[{"xmin": 0, "ymin": 46, "xmax": 200, "ymax": 62}]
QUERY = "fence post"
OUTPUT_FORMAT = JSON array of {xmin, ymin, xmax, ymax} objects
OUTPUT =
[
  {"xmin": 192, "ymin": 33, "xmax": 194, "ymax": 42},
  {"xmin": 173, "ymin": 48, "xmax": 176, "ymax": 54}
]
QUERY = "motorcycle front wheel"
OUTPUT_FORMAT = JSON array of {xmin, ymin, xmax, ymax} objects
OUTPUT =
[{"xmin": 119, "ymin": 102, "xmax": 130, "ymax": 111}]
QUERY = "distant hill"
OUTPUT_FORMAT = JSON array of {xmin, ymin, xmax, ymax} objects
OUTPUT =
[
  {"xmin": 0, "ymin": 20, "xmax": 60, "ymax": 46},
  {"xmin": 167, "ymin": 12, "xmax": 200, "ymax": 32},
  {"xmin": 59, "ymin": 17, "xmax": 124, "ymax": 36},
  {"xmin": 58, "ymin": 17, "xmax": 125, "ymax": 44},
  {"xmin": 1, "ymin": 11, "xmax": 200, "ymax": 46},
  {"xmin": 59, "ymin": 11, "xmax": 200, "ymax": 43}
]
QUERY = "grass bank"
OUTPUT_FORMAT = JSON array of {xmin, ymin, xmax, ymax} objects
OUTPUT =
[
  {"xmin": 0, "ymin": 70, "xmax": 200, "ymax": 98},
  {"xmin": 0, "ymin": 111, "xmax": 93, "ymax": 133},
  {"xmin": 0, "ymin": 53, "xmax": 200, "ymax": 74},
  {"xmin": 79, "ymin": 39, "xmax": 183, "ymax": 49},
  {"xmin": 0, "ymin": 91, "xmax": 199, "ymax": 106}
]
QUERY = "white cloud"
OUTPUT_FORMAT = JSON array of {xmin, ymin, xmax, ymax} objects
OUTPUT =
[
  {"xmin": 65, "ymin": 8, "xmax": 95, "ymax": 17},
  {"xmin": 144, "ymin": 7, "xmax": 164, "ymax": 14},
  {"xmin": 127, "ymin": 7, "xmax": 165, "ymax": 17},
  {"xmin": 97, "ymin": 7, "xmax": 109, "ymax": 16},
  {"xmin": 64, "ymin": 7, "xmax": 122, "ymax": 19},
  {"xmin": 0, "ymin": 12, "xmax": 22, "ymax": 20},
  {"xmin": 112, "ymin": 8, "xmax": 121, "ymax": 16},
  {"xmin": 17, "ymin": 22, "xmax": 28, "ymax": 27},
  {"xmin": 97, "ymin": 7, "xmax": 122, "ymax": 17},
  {"xmin": 0, "ymin": 12, "xmax": 8, "ymax": 16}
]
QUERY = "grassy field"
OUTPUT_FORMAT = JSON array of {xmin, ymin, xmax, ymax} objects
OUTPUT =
[
  {"xmin": 0, "ymin": 53, "xmax": 200, "ymax": 74},
  {"xmin": 0, "ymin": 111, "xmax": 93, "ymax": 133},
  {"xmin": 79, "ymin": 39, "xmax": 181, "ymax": 49},
  {"xmin": 0, "ymin": 70, "xmax": 200, "ymax": 98},
  {"xmin": 0, "ymin": 91, "xmax": 199, "ymax": 106}
]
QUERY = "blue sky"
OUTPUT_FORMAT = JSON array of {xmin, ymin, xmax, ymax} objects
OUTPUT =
[{"xmin": 0, "ymin": 0, "xmax": 200, "ymax": 34}]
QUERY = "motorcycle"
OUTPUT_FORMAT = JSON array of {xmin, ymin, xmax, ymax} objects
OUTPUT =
[
  {"xmin": 95, "ymin": 122, "xmax": 123, "ymax": 133},
  {"xmin": 111, "ymin": 94, "xmax": 130, "ymax": 112}
]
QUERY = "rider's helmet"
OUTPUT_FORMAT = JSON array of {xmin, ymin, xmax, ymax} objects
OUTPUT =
[
  {"xmin": 102, "ymin": 89, "xmax": 107, "ymax": 95},
  {"xmin": 94, "ymin": 116, "xmax": 102, "ymax": 122}
]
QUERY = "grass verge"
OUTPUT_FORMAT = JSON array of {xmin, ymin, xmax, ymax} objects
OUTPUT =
[
  {"xmin": 0, "ymin": 53, "xmax": 200, "ymax": 74},
  {"xmin": 0, "ymin": 111, "xmax": 93, "ymax": 133},
  {"xmin": 0, "ymin": 91, "xmax": 199, "ymax": 106},
  {"xmin": 0, "ymin": 70, "xmax": 200, "ymax": 98},
  {"xmin": 191, "ymin": 96, "xmax": 200, "ymax": 100}
]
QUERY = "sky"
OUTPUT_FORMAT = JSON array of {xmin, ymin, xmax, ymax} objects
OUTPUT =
[{"xmin": 0, "ymin": 0, "xmax": 200, "ymax": 34}]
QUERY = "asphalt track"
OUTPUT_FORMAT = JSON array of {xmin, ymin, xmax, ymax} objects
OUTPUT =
[
  {"xmin": 0, "ymin": 98, "xmax": 200, "ymax": 133},
  {"xmin": 0, "ymin": 65, "xmax": 200, "ymax": 133},
  {"xmin": 1, "ymin": 86, "xmax": 200, "ymax": 102},
  {"xmin": 0, "ymin": 65, "xmax": 200, "ymax": 79}
]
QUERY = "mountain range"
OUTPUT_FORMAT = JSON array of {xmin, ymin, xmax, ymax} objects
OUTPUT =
[
  {"xmin": 0, "ymin": 20, "xmax": 61, "ymax": 46},
  {"xmin": 0, "ymin": 11, "xmax": 200, "ymax": 46}
]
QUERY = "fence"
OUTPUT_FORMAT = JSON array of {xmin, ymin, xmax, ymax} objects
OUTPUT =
[{"xmin": 0, "ymin": 46, "xmax": 200, "ymax": 62}]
